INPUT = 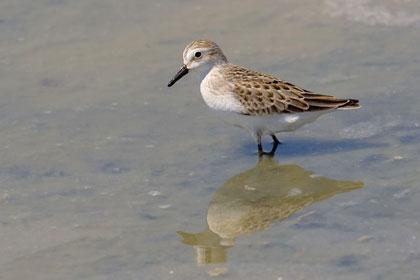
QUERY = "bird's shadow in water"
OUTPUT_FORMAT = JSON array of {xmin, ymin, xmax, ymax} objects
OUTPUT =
[
  {"xmin": 238, "ymin": 137, "xmax": 386, "ymax": 157},
  {"xmin": 177, "ymin": 157, "xmax": 364, "ymax": 268}
]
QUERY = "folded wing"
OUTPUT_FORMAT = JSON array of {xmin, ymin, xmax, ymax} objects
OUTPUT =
[{"xmin": 226, "ymin": 65, "xmax": 359, "ymax": 115}]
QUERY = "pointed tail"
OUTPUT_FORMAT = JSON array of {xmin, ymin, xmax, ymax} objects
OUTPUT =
[{"xmin": 338, "ymin": 99, "xmax": 360, "ymax": 110}]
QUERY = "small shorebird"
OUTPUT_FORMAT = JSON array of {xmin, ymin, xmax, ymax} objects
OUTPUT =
[{"xmin": 168, "ymin": 40, "xmax": 360, "ymax": 156}]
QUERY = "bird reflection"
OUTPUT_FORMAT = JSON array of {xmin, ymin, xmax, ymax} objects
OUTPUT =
[{"xmin": 178, "ymin": 158, "xmax": 363, "ymax": 266}]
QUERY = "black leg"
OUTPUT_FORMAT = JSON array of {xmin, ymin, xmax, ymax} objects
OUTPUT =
[
  {"xmin": 257, "ymin": 134, "xmax": 264, "ymax": 156},
  {"xmin": 257, "ymin": 133, "xmax": 281, "ymax": 157},
  {"xmin": 267, "ymin": 134, "xmax": 280, "ymax": 156},
  {"xmin": 272, "ymin": 134, "xmax": 281, "ymax": 145}
]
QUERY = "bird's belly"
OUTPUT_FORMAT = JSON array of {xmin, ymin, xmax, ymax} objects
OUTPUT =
[{"xmin": 215, "ymin": 110, "xmax": 332, "ymax": 135}]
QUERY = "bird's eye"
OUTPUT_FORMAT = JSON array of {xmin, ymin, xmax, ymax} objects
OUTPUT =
[{"xmin": 194, "ymin": 52, "xmax": 202, "ymax": 58}]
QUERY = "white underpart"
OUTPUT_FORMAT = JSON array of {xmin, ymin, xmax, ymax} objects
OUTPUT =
[
  {"xmin": 200, "ymin": 87, "xmax": 246, "ymax": 113},
  {"xmin": 285, "ymin": 115, "xmax": 300, "ymax": 123},
  {"xmin": 200, "ymin": 65, "xmax": 247, "ymax": 113},
  {"xmin": 217, "ymin": 110, "xmax": 333, "ymax": 141}
]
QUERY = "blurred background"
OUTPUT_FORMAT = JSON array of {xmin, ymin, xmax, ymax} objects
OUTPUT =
[{"xmin": 1, "ymin": 0, "xmax": 420, "ymax": 279}]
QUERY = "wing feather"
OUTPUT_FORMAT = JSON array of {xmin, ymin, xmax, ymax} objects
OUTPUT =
[{"xmin": 225, "ymin": 65, "xmax": 359, "ymax": 115}]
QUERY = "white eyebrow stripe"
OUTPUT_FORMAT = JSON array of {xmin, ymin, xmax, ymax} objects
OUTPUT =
[{"xmin": 184, "ymin": 47, "xmax": 209, "ymax": 62}]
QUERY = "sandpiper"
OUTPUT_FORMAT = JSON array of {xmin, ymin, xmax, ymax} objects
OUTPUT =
[{"xmin": 168, "ymin": 40, "xmax": 360, "ymax": 156}]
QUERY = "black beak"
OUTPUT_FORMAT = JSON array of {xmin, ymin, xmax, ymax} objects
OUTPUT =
[{"xmin": 168, "ymin": 64, "xmax": 189, "ymax": 87}]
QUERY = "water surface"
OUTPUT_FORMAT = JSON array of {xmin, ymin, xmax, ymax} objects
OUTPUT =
[{"xmin": 1, "ymin": 1, "xmax": 420, "ymax": 279}]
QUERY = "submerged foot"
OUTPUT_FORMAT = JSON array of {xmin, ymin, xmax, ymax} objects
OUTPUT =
[
  {"xmin": 257, "ymin": 134, "xmax": 281, "ymax": 157},
  {"xmin": 258, "ymin": 150, "xmax": 275, "ymax": 157}
]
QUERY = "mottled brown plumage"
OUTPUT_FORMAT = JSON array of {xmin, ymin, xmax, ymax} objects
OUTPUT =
[{"xmin": 223, "ymin": 64, "xmax": 359, "ymax": 116}]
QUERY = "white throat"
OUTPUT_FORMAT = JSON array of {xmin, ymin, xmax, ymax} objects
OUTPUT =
[{"xmin": 197, "ymin": 63, "xmax": 215, "ymax": 84}]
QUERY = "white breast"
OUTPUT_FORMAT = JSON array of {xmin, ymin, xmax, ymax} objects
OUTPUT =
[{"xmin": 199, "ymin": 66, "xmax": 247, "ymax": 114}]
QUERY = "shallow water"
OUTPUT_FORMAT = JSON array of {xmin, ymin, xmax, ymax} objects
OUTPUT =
[{"xmin": 1, "ymin": 0, "xmax": 420, "ymax": 279}]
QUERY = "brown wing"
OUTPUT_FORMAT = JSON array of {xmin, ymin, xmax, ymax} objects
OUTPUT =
[{"xmin": 225, "ymin": 65, "xmax": 359, "ymax": 115}]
